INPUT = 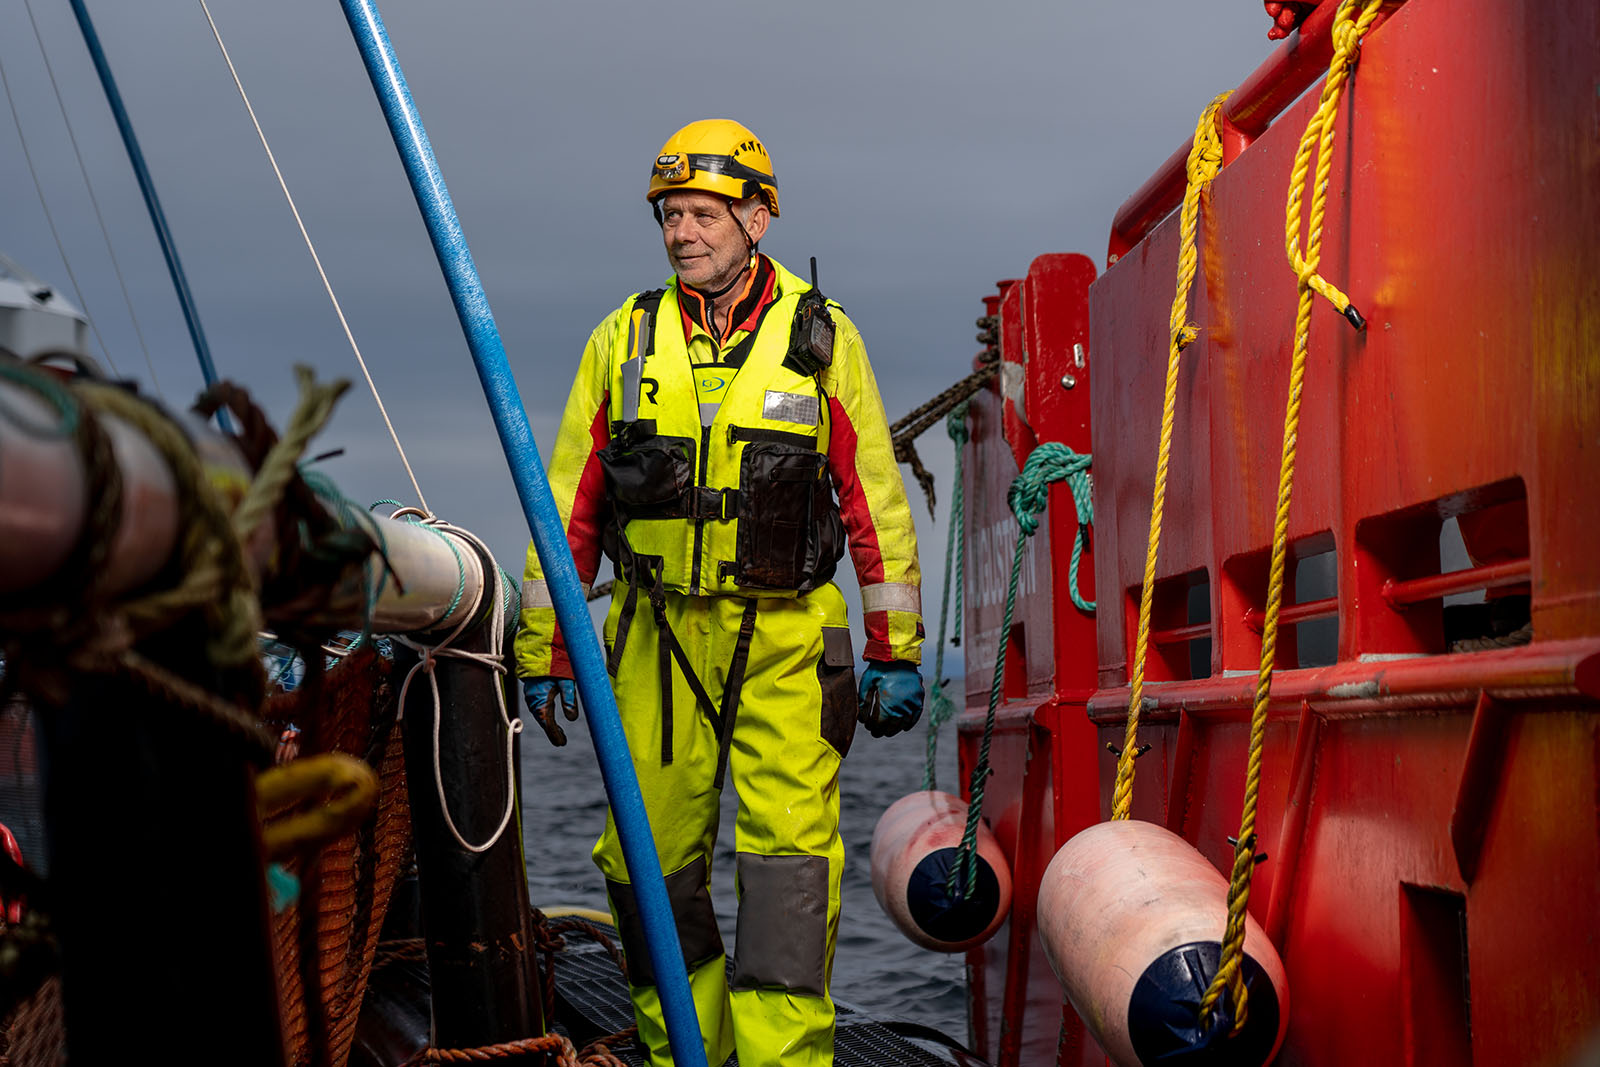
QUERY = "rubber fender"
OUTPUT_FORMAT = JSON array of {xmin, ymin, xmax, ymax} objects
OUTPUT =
[
  {"xmin": 1036, "ymin": 820, "xmax": 1289, "ymax": 1066},
  {"xmin": 869, "ymin": 791, "xmax": 1012, "ymax": 953}
]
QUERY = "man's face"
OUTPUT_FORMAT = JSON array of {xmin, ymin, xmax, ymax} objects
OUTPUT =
[{"xmin": 659, "ymin": 190, "xmax": 760, "ymax": 291}]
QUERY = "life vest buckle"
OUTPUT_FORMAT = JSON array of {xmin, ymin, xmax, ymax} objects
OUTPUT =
[{"xmin": 689, "ymin": 487, "xmax": 743, "ymax": 522}]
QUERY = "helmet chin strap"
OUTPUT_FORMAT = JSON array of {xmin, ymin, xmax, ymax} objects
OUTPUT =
[
  {"xmin": 654, "ymin": 197, "xmax": 760, "ymax": 329},
  {"xmin": 687, "ymin": 255, "xmax": 752, "ymax": 334},
  {"xmin": 685, "ymin": 202, "xmax": 758, "ymax": 313}
]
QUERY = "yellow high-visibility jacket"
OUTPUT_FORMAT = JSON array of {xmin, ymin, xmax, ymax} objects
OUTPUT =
[{"xmin": 515, "ymin": 256, "xmax": 922, "ymax": 678}]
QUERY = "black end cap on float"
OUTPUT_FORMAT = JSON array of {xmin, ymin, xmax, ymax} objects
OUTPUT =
[
  {"xmin": 1127, "ymin": 940, "xmax": 1280, "ymax": 1066},
  {"xmin": 906, "ymin": 847, "xmax": 1002, "ymax": 945}
]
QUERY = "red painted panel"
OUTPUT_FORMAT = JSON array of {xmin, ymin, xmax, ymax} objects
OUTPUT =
[{"xmin": 957, "ymin": 2, "xmax": 1600, "ymax": 1063}]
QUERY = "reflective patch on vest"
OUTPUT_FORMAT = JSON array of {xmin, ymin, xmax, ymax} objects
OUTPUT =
[
  {"xmin": 621, "ymin": 304, "xmax": 652, "ymax": 422},
  {"xmin": 860, "ymin": 582, "xmax": 922, "ymax": 615},
  {"xmin": 730, "ymin": 852, "xmax": 829, "ymax": 996},
  {"xmin": 762, "ymin": 389, "xmax": 821, "ymax": 427},
  {"xmin": 621, "ymin": 354, "xmax": 642, "ymax": 423}
]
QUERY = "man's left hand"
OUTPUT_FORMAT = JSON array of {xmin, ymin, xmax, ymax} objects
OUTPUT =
[{"xmin": 857, "ymin": 660, "xmax": 925, "ymax": 738}]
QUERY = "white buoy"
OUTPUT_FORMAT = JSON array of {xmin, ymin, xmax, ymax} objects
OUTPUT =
[
  {"xmin": 869, "ymin": 790, "xmax": 1012, "ymax": 953},
  {"xmin": 1037, "ymin": 820, "xmax": 1289, "ymax": 1066}
]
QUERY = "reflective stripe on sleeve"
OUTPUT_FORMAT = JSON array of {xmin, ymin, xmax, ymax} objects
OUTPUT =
[
  {"xmin": 860, "ymin": 582, "xmax": 921, "ymax": 615},
  {"xmin": 523, "ymin": 578, "xmax": 592, "ymax": 611}
]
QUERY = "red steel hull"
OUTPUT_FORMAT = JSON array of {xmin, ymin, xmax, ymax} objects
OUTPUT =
[{"xmin": 954, "ymin": 1, "xmax": 1600, "ymax": 1063}]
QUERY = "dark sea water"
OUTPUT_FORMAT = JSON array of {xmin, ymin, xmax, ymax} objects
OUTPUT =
[{"xmin": 518, "ymin": 712, "xmax": 969, "ymax": 1042}]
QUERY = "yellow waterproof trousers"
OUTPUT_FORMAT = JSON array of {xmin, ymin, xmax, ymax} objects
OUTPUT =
[{"xmin": 594, "ymin": 581, "xmax": 859, "ymax": 1067}]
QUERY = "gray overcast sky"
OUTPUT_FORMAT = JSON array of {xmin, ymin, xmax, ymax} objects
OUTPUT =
[{"xmin": 1, "ymin": 0, "xmax": 1274, "ymax": 649}]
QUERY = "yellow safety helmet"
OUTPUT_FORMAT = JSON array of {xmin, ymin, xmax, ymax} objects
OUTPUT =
[{"xmin": 647, "ymin": 119, "xmax": 780, "ymax": 217}]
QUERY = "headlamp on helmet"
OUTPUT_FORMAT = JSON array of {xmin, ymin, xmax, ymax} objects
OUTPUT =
[{"xmin": 647, "ymin": 119, "xmax": 780, "ymax": 217}]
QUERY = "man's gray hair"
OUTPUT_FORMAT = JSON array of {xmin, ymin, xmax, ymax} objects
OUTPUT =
[{"xmin": 734, "ymin": 197, "xmax": 765, "ymax": 225}]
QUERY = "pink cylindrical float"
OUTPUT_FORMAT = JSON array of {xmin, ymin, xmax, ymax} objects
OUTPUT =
[
  {"xmin": 869, "ymin": 790, "xmax": 1012, "ymax": 953},
  {"xmin": 1037, "ymin": 820, "xmax": 1289, "ymax": 1066}
]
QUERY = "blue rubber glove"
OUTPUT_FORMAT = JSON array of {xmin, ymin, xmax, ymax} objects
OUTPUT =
[
  {"xmin": 857, "ymin": 660, "xmax": 925, "ymax": 738},
  {"xmin": 523, "ymin": 677, "xmax": 579, "ymax": 746}
]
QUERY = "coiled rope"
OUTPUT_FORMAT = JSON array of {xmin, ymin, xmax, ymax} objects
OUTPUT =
[
  {"xmin": 1197, "ymin": 0, "xmax": 1379, "ymax": 1033},
  {"xmin": 423, "ymin": 1032, "xmax": 627, "ymax": 1066},
  {"xmin": 922, "ymin": 403, "xmax": 972, "ymax": 792},
  {"xmin": 390, "ymin": 515, "xmax": 525, "ymax": 855},
  {"xmin": 255, "ymin": 752, "xmax": 380, "ymax": 860},
  {"xmin": 949, "ymin": 442, "xmax": 1093, "ymax": 897},
  {"xmin": 1111, "ymin": 90, "xmax": 1230, "ymax": 823}
]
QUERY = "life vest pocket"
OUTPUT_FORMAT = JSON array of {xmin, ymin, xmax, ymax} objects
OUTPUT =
[
  {"xmin": 597, "ymin": 433, "xmax": 697, "ymax": 516},
  {"xmin": 735, "ymin": 441, "xmax": 844, "ymax": 590}
]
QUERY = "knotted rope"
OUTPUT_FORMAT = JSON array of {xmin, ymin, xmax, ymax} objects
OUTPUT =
[
  {"xmin": 1198, "ymin": 0, "xmax": 1379, "ymax": 1034},
  {"xmin": 950, "ymin": 442, "xmax": 1093, "ymax": 897}
]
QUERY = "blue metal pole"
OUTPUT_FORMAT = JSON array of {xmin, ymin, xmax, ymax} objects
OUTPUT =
[
  {"xmin": 334, "ymin": 5, "xmax": 708, "ymax": 1066},
  {"xmin": 66, "ymin": 0, "xmax": 225, "ymax": 400}
]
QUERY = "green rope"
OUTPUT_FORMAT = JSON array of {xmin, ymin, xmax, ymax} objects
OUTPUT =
[
  {"xmin": 301, "ymin": 469, "xmax": 393, "ymax": 653},
  {"xmin": 0, "ymin": 361, "xmax": 78, "ymax": 438},
  {"xmin": 922, "ymin": 403, "xmax": 972, "ymax": 792},
  {"xmin": 950, "ymin": 442, "xmax": 1094, "ymax": 898},
  {"xmin": 501, "ymin": 565, "xmax": 522, "ymax": 621},
  {"xmin": 428, "ymin": 526, "xmax": 468, "ymax": 623},
  {"xmin": 1016, "ymin": 444, "xmax": 1095, "ymax": 614}
]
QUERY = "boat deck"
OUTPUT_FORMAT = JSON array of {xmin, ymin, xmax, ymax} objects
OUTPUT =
[{"xmin": 552, "ymin": 938, "xmax": 986, "ymax": 1067}]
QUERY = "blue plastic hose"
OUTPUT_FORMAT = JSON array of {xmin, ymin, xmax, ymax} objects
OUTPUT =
[{"xmin": 334, "ymin": 4, "xmax": 707, "ymax": 1065}]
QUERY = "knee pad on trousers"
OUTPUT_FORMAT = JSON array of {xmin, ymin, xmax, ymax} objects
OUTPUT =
[
  {"xmin": 607, "ymin": 855, "xmax": 724, "ymax": 986},
  {"xmin": 730, "ymin": 852, "xmax": 830, "ymax": 996}
]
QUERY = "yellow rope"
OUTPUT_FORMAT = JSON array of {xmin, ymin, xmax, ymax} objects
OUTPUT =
[
  {"xmin": 256, "ymin": 752, "xmax": 379, "ymax": 860},
  {"xmin": 1198, "ymin": 0, "xmax": 1381, "ymax": 1033},
  {"xmin": 1111, "ymin": 91, "xmax": 1230, "ymax": 822}
]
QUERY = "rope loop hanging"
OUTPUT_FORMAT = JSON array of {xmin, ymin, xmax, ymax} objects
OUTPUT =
[
  {"xmin": 390, "ymin": 515, "xmax": 525, "ymax": 855},
  {"xmin": 949, "ymin": 441, "xmax": 1092, "ymax": 899},
  {"xmin": 1198, "ymin": 0, "xmax": 1380, "ymax": 1036},
  {"xmin": 1112, "ymin": 90, "xmax": 1231, "ymax": 823},
  {"xmin": 923, "ymin": 401, "xmax": 973, "ymax": 792}
]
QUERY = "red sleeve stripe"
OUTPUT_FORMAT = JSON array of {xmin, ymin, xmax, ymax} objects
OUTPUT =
[
  {"xmin": 862, "ymin": 610, "xmax": 893, "ymax": 662},
  {"xmin": 827, "ymin": 396, "xmax": 886, "ymax": 585},
  {"xmin": 553, "ymin": 393, "xmax": 610, "ymax": 676},
  {"xmin": 566, "ymin": 395, "xmax": 612, "ymax": 585}
]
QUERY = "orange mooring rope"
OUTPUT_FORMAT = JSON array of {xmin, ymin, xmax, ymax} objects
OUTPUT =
[{"xmin": 1197, "ymin": 0, "xmax": 1381, "ymax": 1034}]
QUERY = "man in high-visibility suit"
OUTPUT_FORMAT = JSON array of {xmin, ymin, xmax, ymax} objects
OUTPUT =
[{"xmin": 515, "ymin": 119, "xmax": 925, "ymax": 1067}]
